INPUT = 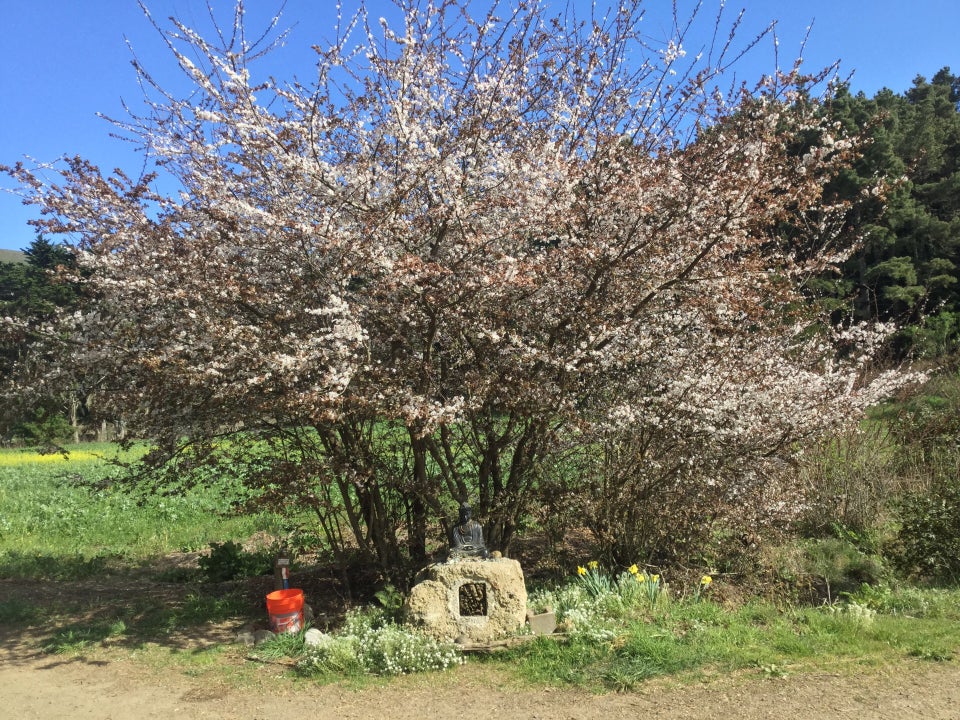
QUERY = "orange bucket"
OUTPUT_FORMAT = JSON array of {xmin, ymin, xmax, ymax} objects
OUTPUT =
[{"xmin": 265, "ymin": 588, "xmax": 304, "ymax": 633}]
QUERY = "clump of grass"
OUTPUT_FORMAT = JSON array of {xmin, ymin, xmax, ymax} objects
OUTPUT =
[
  {"xmin": 42, "ymin": 619, "xmax": 128, "ymax": 654},
  {"xmin": 765, "ymin": 538, "xmax": 887, "ymax": 604},
  {"xmin": 252, "ymin": 628, "xmax": 309, "ymax": 661},
  {"xmin": 0, "ymin": 598, "xmax": 43, "ymax": 625}
]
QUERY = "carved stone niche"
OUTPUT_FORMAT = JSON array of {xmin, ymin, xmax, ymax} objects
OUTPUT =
[{"xmin": 403, "ymin": 558, "xmax": 527, "ymax": 644}]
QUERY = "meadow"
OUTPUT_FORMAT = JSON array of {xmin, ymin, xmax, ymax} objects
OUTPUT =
[{"xmin": 0, "ymin": 443, "xmax": 286, "ymax": 578}]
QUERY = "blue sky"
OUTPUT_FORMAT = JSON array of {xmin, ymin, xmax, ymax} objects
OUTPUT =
[{"xmin": 1, "ymin": 0, "xmax": 958, "ymax": 251}]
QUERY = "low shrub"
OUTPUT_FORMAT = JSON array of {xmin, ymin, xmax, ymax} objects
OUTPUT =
[
  {"xmin": 797, "ymin": 426, "xmax": 902, "ymax": 539},
  {"xmin": 298, "ymin": 608, "xmax": 463, "ymax": 676},
  {"xmin": 892, "ymin": 477, "xmax": 960, "ymax": 583},
  {"xmin": 197, "ymin": 540, "xmax": 273, "ymax": 583},
  {"xmin": 767, "ymin": 538, "xmax": 886, "ymax": 603}
]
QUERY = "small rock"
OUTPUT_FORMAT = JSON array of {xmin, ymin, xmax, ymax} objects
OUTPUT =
[
  {"xmin": 526, "ymin": 611, "xmax": 557, "ymax": 636},
  {"xmin": 304, "ymin": 628, "xmax": 328, "ymax": 647},
  {"xmin": 253, "ymin": 629, "xmax": 276, "ymax": 645}
]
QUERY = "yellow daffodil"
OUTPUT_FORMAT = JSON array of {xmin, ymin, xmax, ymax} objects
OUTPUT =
[
  {"xmin": 700, "ymin": 575, "xmax": 713, "ymax": 586},
  {"xmin": 651, "ymin": 574, "xmax": 660, "ymax": 584},
  {"xmin": 636, "ymin": 573, "xmax": 646, "ymax": 583},
  {"xmin": 577, "ymin": 566, "xmax": 587, "ymax": 576},
  {"xmin": 628, "ymin": 564, "xmax": 639, "ymax": 575},
  {"xmin": 588, "ymin": 560, "xmax": 599, "ymax": 570}
]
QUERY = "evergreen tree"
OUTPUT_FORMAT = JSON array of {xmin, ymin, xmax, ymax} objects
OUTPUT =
[
  {"xmin": 0, "ymin": 236, "xmax": 84, "ymax": 443},
  {"xmin": 822, "ymin": 68, "xmax": 960, "ymax": 357}
]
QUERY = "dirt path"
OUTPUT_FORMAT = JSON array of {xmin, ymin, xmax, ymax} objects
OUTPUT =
[{"xmin": 4, "ymin": 634, "xmax": 960, "ymax": 720}]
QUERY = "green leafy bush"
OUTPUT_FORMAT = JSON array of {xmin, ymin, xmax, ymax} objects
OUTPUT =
[
  {"xmin": 373, "ymin": 583, "xmax": 405, "ymax": 622},
  {"xmin": 197, "ymin": 540, "xmax": 273, "ymax": 582},
  {"xmin": 893, "ymin": 478, "xmax": 960, "ymax": 583},
  {"xmin": 11, "ymin": 409, "xmax": 75, "ymax": 446}
]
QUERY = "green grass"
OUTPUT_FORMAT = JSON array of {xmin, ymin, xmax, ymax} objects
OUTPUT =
[
  {"xmin": 0, "ymin": 443, "xmax": 289, "ymax": 579},
  {"xmin": 0, "ymin": 249, "xmax": 25, "ymax": 264},
  {"xmin": 499, "ymin": 591, "xmax": 960, "ymax": 690},
  {"xmin": 0, "ymin": 443, "xmax": 289, "ymax": 656},
  {"xmin": 42, "ymin": 619, "xmax": 129, "ymax": 654}
]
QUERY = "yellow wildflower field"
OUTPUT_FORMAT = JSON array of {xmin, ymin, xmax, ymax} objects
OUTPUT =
[{"xmin": 0, "ymin": 450, "xmax": 103, "ymax": 467}]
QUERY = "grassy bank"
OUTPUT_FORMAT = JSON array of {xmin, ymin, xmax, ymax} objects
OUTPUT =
[
  {"xmin": 0, "ymin": 443, "xmax": 286, "ymax": 577},
  {"xmin": 499, "ymin": 578, "xmax": 960, "ymax": 689}
]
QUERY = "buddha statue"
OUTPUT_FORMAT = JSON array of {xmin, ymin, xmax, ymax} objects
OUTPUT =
[{"xmin": 449, "ymin": 502, "xmax": 489, "ymax": 560}]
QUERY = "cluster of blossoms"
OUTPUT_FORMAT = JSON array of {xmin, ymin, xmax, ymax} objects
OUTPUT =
[
  {"xmin": 1, "ymin": 0, "xmax": 922, "ymax": 574},
  {"xmin": 824, "ymin": 600, "xmax": 876, "ymax": 627}
]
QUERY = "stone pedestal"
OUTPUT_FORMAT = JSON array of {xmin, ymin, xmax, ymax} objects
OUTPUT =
[{"xmin": 403, "ymin": 558, "xmax": 527, "ymax": 643}]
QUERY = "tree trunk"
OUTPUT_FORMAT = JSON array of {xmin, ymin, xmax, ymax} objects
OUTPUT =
[{"xmin": 69, "ymin": 397, "xmax": 80, "ymax": 444}]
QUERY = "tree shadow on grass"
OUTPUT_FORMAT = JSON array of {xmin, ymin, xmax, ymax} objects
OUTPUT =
[
  {"xmin": 0, "ymin": 580, "xmax": 262, "ymax": 667},
  {"xmin": 0, "ymin": 558, "xmax": 360, "ymax": 669},
  {"xmin": 0, "ymin": 550, "xmax": 115, "ymax": 581}
]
